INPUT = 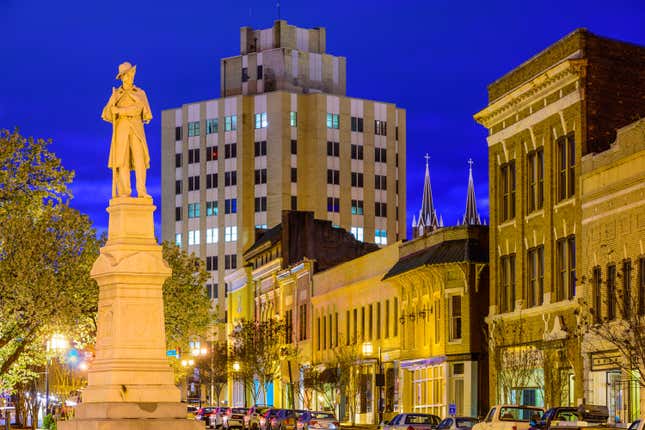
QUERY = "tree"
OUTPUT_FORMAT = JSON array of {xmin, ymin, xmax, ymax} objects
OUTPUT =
[
  {"xmin": 229, "ymin": 318, "xmax": 287, "ymax": 405},
  {"xmin": 196, "ymin": 341, "xmax": 228, "ymax": 406},
  {"xmin": 332, "ymin": 343, "xmax": 361, "ymax": 425}
]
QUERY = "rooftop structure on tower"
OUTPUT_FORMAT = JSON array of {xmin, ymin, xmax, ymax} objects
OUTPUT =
[{"xmin": 411, "ymin": 154, "xmax": 441, "ymax": 238}]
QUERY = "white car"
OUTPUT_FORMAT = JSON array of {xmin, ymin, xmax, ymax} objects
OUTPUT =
[
  {"xmin": 385, "ymin": 413, "xmax": 441, "ymax": 430},
  {"xmin": 473, "ymin": 405, "xmax": 544, "ymax": 430}
]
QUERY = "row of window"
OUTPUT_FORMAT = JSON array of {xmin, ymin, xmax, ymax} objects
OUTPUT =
[
  {"xmin": 180, "ymin": 116, "xmax": 237, "ymax": 140},
  {"xmin": 592, "ymin": 258, "xmax": 645, "ymax": 322},
  {"xmin": 499, "ymin": 133, "xmax": 576, "ymax": 222},
  {"xmin": 498, "ymin": 236, "xmax": 576, "ymax": 314},
  {"xmin": 316, "ymin": 299, "xmax": 399, "ymax": 351},
  {"xmin": 186, "ymin": 226, "xmax": 238, "ymax": 245},
  {"xmin": 179, "ymin": 198, "xmax": 234, "ymax": 215}
]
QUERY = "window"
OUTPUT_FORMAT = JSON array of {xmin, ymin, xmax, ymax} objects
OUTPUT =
[
  {"xmin": 555, "ymin": 236, "xmax": 576, "ymax": 301},
  {"xmin": 188, "ymin": 176, "xmax": 200, "ymax": 191},
  {"xmin": 375, "ymin": 202, "xmax": 387, "ymax": 217},
  {"xmin": 374, "ymin": 120, "xmax": 387, "ymax": 136},
  {"xmin": 351, "ymin": 199, "xmax": 364, "ymax": 215},
  {"xmin": 376, "ymin": 302, "xmax": 381, "ymax": 339},
  {"xmin": 327, "ymin": 197, "xmax": 340, "ymax": 213},
  {"xmin": 175, "ymin": 153, "xmax": 182, "ymax": 167},
  {"xmin": 449, "ymin": 296, "xmax": 462, "ymax": 341},
  {"xmin": 257, "ymin": 65, "xmax": 263, "ymax": 80},
  {"xmin": 395, "ymin": 126, "xmax": 399, "ymax": 140},
  {"xmin": 224, "ymin": 171, "xmax": 237, "ymax": 187},
  {"xmin": 285, "ymin": 309, "xmax": 293, "ymax": 344},
  {"xmin": 206, "ymin": 228, "xmax": 218, "ymax": 244},
  {"xmin": 393, "ymin": 297, "xmax": 398, "ymax": 337},
  {"xmin": 351, "ymin": 144, "xmax": 364, "ymax": 160},
  {"xmin": 623, "ymin": 260, "xmax": 632, "ymax": 319},
  {"xmin": 375, "ymin": 175, "xmax": 387, "ymax": 190},
  {"xmin": 188, "ymin": 230, "xmax": 200, "ymax": 245},
  {"xmin": 175, "ymin": 206, "xmax": 182, "ymax": 221},
  {"xmin": 368, "ymin": 304, "xmax": 373, "ymax": 340},
  {"xmin": 290, "ymin": 139, "xmax": 297, "ymax": 155},
  {"xmin": 225, "ymin": 226, "xmax": 238, "ymax": 242},
  {"xmin": 608, "ymin": 264, "xmax": 617, "ymax": 320},
  {"xmin": 592, "ymin": 266, "xmax": 602, "ymax": 322},
  {"xmin": 351, "ymin": 172, "xmax": 364, "ymax": 188},
  {"xmin": 224, "ymin": 115, "xmax": 237, "ymax": 131},
  {"xmin": 500, "ymin": 161, "xmax": 516, "ymax": 221},
  {"xmin": 187, "ymin": 148, "xmax": 200, "ymax": 164},
  {"xmin": 317, "ymin": 317, "xmax": 321, "ymax": 350},
  {"xmin": 434, "ymin": 298, "xmax": 441, "ymax": 342},
  {"xmin": 638, "ymin": 257, "xmax": 645, "ymax": 315},
  {"xmin": 327, "ymin": 141, "xmax": 340, "ymax": 157},
  {"xmin": 322, "ymin": 316, "xmax": 327, "ymax": 349},
  {"xmin": 206, "ymin": 173, "xmax": 218, "ymax": 189},
  {"xmin": 375, "ymin": 148, "xmax": 387, "ymax": 163},
  {"xmin": 254, "ymin": 196, "xmax": 267, "ymax": 212},
  {"xmin": 225, "ymin": 198, "xmax": 237, "ymax": 214},
  {"xmin": 375, "ymin": 229, "xmax": 387, "ymax": 245},
  {"xmin": 499, "ymin": 254, "xmax": 516, "ymax": 313},
  {"xmin": 175, "ymin": 126, "xmax": 182, "ymax": 141},
  {"xmin": 188, "ymin": 202, "xmax": 200, "ymax": 218},
  {"xmin": 361, "ymin": 307, "xmax": 365, "ymax": 341},
  {"xmin": 350, "ymin": 227, "xmax": 364, "ymax": 242},
  {"xmin": 206, "ymin": 118, "xmax": 218, "ymax": 134},
  {"xmin": 291, "ymin": 168, "xmax": 297, "ymax": 183},
  {"xmin": 326, "ymin": 113, "xmax": 340, "ymax": 129},
  {"xmin": 254, "ymin": 112, "xmax": 268, "ymax": 129},
  {"xmin": 385, "ymin": 300, "xmax": 390, "ymax": 338},
  {"xmin": 188, "ymin": 121, "xmax": 200, "ymax": 137},
  {"xmin": 557, "ymin": 133, "xmax": 575, "ymax": 201},
  {"xmin": 241, "ymin": 67, "xmax": 248, "ymax": 82},
  {"xmin": 327, "ymin": 169, "xmax": 340, "ymax": 185},
  {"xmin": 291, "ymin": 195, "xmax": 297, "ymax": 211},
  {"xmin": 351, "ymin": 116, "xmax": 364, "ymax": 132},
  {"xmin": 255, "ymin": 169, "xmax": 267, "ymax": 185},
  {"xmin": 207, "ymin": 283, "xmax": 218, "ymax": 299},
  {"xmin": 175, "ymin": 233, "xmax": 182, "ymax": 246},
  {"xmin": 299, "ymin": 304, "xmax": 307, "ymax": 340},
  {"xmin": 526, "ymin": 246, "xmax": 544, "ymax": 308},
  {"xmin": 175, "ymin": 180, "xmax": 182, "ymax": 194},
  {"xmin": 206, "ymin": 146, "xmax": 218, "ymax": 161},
  {"xmin": 225, "ymin": 143, "xmax": 237, "ymax": 158},
  {"xmin": 254, "ymin": 140, "xmax": 267, "ymax": 156},
  {"xmin": 290, "ymin": 111, "xmax": 297, "ymax": 127},
  {"xmin": 225, "ymin": 254, "xmax": 237, "ymax": 270}
]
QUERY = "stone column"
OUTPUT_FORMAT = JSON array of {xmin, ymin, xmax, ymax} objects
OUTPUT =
[{"xmin": 60, "ymin": 197, "xmax": 200, "ymax": 430}]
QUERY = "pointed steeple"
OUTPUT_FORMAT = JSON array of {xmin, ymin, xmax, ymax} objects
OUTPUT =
[
  {"xmin": 412, "ymin": 154, "xmax": 440, "ymax": 238},
  {"xmin": 462, "ymin": 158, "xmax": 482, "ymax": 225}
]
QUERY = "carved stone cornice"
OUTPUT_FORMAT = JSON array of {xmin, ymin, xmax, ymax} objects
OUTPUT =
[{"xmin": 474, "ymin": 59, "xmax": 587, "ymax": 129}]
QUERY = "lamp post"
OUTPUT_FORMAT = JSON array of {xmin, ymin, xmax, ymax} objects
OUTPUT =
[
  {"xmin": 45, "ymin": 334, "xmax": 68, "ymax": 412},
  {"xmin": 191, "ymin": 340, "xmax": 208, "ymax": 407},
  {"xmin": 362, "ymin": 342, "xmax": 384, "ymax": 425},
  {"xmin": 181, "ymin": 358, "xmax": 196, "ymax": 405},
  {"xmin": 232, "ymin": 361, "xmax": 245, "ymax": 407}
]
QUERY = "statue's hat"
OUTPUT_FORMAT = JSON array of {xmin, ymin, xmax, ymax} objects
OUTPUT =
[{"xmin": 116, "ymin": 62, "xmax": 136, "ymax": 79}]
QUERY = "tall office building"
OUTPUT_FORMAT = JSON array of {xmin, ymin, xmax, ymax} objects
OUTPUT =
[{"xmin": 161, "ymin": 20, "xmax": 406, "ymax": 320}]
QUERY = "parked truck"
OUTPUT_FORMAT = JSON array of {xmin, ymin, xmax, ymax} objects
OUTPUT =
[{"xmin": 472, "ymin": 405, "xmax": 545, "ymax": 430}]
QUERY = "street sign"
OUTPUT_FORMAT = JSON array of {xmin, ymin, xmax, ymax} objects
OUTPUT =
[
  {"xmin": 167, "ymin": 349, "xmax": 178, "ymax": 357},
  {"xmin": 449, "ymin": 403, "xmax": 456, "ymax": 416}
]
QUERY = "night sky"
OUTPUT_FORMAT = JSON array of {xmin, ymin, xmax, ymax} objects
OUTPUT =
[{"xmin": 3, "ymin": 0, "xmax": 644, "ymax": 239}]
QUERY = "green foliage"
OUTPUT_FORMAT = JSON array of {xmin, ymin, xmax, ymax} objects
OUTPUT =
[{"xmin": 161, "ymin": 241, "xmax": 211, "ymax": 348}]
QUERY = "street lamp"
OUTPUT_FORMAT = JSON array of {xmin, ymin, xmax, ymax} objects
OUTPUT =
[
  {"xmin": 45, "ymin": 334, "xmax": 69, "ymax": 412},
  {"xmin": 191, "ymin": 341, "xmax": 208, "ymax": 407},
  {"xmin": 362, "ymin": 342, "xmax": 384, "ymax": 425}
]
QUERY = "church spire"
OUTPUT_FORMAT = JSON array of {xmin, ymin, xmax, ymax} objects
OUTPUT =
[
  {"xmin": 412, "ymin": 154, "xmax": 440, "ymax": 238},
  {"xmin": 462, "ymin": 158, "xmax": 482, "ymax": 225}
]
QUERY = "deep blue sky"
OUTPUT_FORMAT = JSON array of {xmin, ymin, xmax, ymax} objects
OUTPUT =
[{"xmin": 3, "ymin": 0, "xmax": 644, "ymax": 238}]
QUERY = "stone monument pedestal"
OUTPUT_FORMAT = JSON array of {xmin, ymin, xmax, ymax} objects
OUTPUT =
[{"xmin": 59, "ymin": 197, "xmax": 200, "ymax": 430}]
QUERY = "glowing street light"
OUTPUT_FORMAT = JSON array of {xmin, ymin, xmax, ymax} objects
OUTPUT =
[
  {"xmin": 232, "ymin": 361, "xmax": 240, "ymax": 372},
  {"xmin": 45, "ymin": 333, "xmax": 68, "ymax": 411}
]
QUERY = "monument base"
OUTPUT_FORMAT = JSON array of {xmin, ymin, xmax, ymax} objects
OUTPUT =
[{"xmin": 58, "ymin": 402, "xmax": 202, "ymax": 430}]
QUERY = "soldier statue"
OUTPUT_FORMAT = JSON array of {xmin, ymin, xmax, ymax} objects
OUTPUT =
[{"xmin": 101, "ymin": 62, "xmax": 152, "ymax": 198}]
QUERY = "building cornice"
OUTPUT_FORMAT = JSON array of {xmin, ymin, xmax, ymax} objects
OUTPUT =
[{"xmin": 474, "ymin": 59, "xmax": 586, "ymax": 129}]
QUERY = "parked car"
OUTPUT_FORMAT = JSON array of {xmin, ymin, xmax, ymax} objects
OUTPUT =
[
  {"xmin": 261, "ymin": 409, "xmax": 282, "ymax": 430},
  {"xmin": 628, "ymin": 419, "xmax": 643, "ymax": 430},
  {"xmin": 224, "ymin": 407, "xmax": 250, "ymax": 430},
  {"xmin": 269, "ymin": 409, "xmax": 307, "ymax": 430},
  {"xmin": 531, "ymin": 407, "xmax": 579, "ymax": 430},
  {"xmin": 197, "ymin": 407, "xmax": 218, "ymax": 422},
  {"xmin": 473, "ymin": 405, "xmax": 544, "ymax": 430},
  {"xmin": 245, "ymin": 406, "xmax": 274, "ymax": 430},
  {"xmin": 209, "ymin": 407, "xmax": 228, "ymax": 429},
  {"xmin": 437, "ymin": 417, "xmax": 479, "ymax": 430},
  {"xmin": 384, "ymin": 413, "xmax": 442, "ymax": 430},
  {"xmin": 297, "ymin": 411, "xmax": 340, "ymax": 430},
  {"xmin": 531, "ymin": 405, "xmax": 611, "ymax": 430}
]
